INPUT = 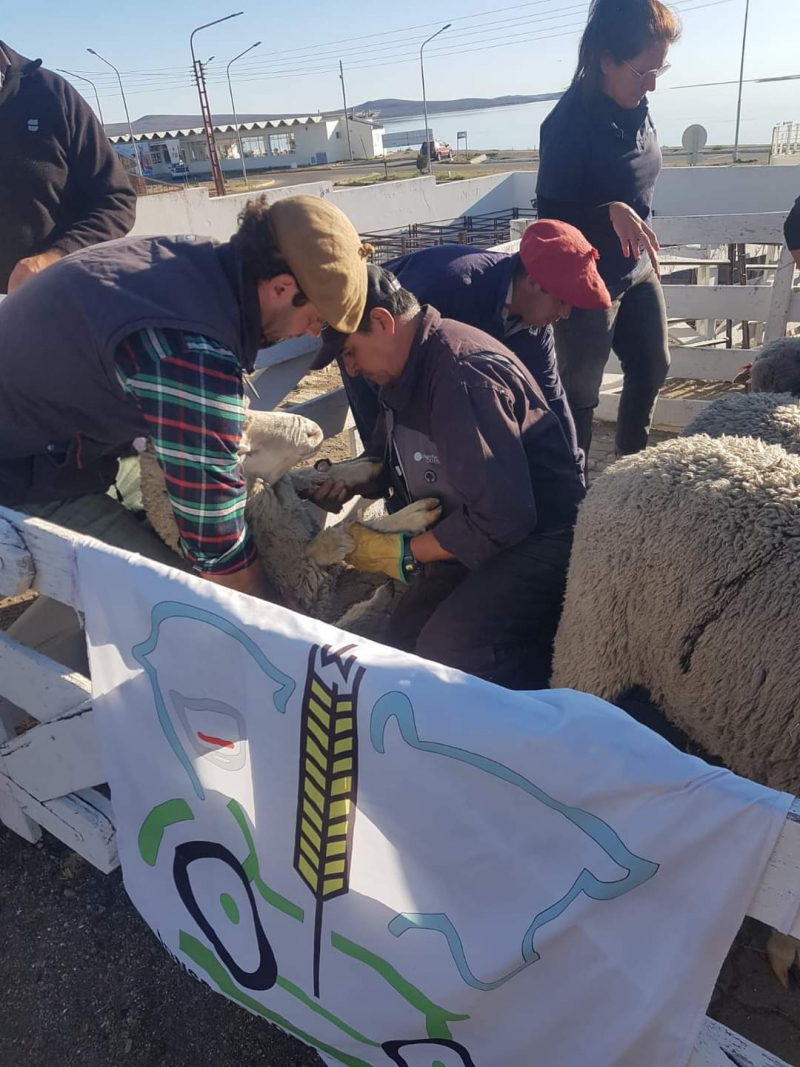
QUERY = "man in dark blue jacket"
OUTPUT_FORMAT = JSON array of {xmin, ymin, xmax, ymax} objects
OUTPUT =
[{"xmin": 312, "ymin": 220, "xmax": 612, "ymax": 479}]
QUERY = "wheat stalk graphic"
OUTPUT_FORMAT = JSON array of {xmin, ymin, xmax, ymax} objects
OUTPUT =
[{"xmin": 293, "ymin": 644, "xmax": 365, "ymax": 998}]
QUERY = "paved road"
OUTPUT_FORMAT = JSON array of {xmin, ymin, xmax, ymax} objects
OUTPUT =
[{"xmin": 204, "ymin": 144, "xmax": 772, "ymax": 195}]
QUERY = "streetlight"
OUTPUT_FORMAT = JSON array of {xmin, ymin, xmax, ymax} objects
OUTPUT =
[
  {"xmin": 420, "ymin": 23, "xmax": 450, "ymax": 175},
  {"xmin": 57, "ymin": 69, "xmax": 105, "ymax": 127},
  {"xmin": 227, "ymin": 41, "xmax": 261, "ymax": 188},
  {"xmin": 733, "ymin": 0, "xmax": 750, "ymax": 163},
  {"xmin": 190, "ymin": 12, "xmax": 243, "ymax": 197},
  {"xmin": 86, "ymin": 48, "xmax": 141, "ymax": 175}
]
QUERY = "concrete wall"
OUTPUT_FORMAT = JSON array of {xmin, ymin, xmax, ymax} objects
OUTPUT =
[
  {"xmin": 511, "ymin": 164, "xmax": 800, "ymax": 217},
  {"xmin": 132, "ymin": 172, "xmax": 518, "ymax": 239},
  {"xmin": 132, "ymin": 164, "xmax": 800, "ymax": 243}
]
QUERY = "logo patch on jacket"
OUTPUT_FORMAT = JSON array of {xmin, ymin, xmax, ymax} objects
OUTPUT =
[{"xmin": 27, "ymin": 118, "xmax": 40, "ymax": 132}]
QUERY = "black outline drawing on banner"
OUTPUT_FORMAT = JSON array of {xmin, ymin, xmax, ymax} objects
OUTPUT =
[
  {"xmin": 173, "ymin": 840, "xmax": 278, "ymax": 991},
  {"xmin": 382, "ymin": 1037, "xmax": 478, "ymax": 1066}
]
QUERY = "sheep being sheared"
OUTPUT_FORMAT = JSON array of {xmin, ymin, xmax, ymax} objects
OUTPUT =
[
  {"xmin": 139, "ymin": 408, "xmax": 439, "ymax": 633},
  {"xmin": 551, "ymin": 434, "xmax": 800, "ymax": 986}
]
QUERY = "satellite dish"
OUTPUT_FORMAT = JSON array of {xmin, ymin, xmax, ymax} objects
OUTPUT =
[{"xmin": 681, "ymin": 123, "xmax": 708, "ymax": 166}]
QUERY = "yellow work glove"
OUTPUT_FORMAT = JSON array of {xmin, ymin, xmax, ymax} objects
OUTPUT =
[{"xmin": 343, "ymin": 526, "xmax": 416, "ymax": 584}]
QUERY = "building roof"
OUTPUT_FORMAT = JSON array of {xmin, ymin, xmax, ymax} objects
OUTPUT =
[{"xmin": 108, "ymin": 115, "xmax": 326, "ymax": 144}]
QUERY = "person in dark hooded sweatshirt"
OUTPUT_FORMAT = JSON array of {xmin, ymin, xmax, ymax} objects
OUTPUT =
[{"xmin": 0, "ymin": 41, "xmax": 136, "ymax": 294}]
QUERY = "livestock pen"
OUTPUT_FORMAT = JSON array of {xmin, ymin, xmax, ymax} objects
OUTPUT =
[{"xmin": 1, "ymin": 209, "xmax": 799, "ymax": 1065}]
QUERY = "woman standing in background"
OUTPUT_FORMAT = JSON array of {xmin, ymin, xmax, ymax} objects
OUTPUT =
[{"xmin": 536, "ymin": 0, "xmax": 682, "ymax": 460}]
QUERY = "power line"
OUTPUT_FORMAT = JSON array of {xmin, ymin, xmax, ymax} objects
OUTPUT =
[
  {"xmin": 68, "ymin": 0, "xmax": 592, "ymax": 88},
  {"xmin": 68, "ymin": 0, "xmax": 583, "ymax": 77},
  {"xmin": 108, "ymin": 0, "xmax": 726, "ymax": 97},
  {"xmin": 68, "ymin": 0, "xmax": 747, "ymax": 105}
]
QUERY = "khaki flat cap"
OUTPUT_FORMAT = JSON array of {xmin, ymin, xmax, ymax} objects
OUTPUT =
[{"xmin": 269, "ymin": 195, "xmax": 370, "ymax": 333}]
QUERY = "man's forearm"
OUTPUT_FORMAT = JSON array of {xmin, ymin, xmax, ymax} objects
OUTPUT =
[
  {"xmin": 410, "ymin": 530, "xmax": 456, "ymax": 563},
  {"xmin": 204, "ymin": 561, "xmax": 288, "ymax": 605}
]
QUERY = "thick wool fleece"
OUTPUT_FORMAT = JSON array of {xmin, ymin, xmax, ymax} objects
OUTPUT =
[
  {"xmin": 682, "ymin": 392, "xmax": 800, "ymax": 453},
  {"xmin": 552, "ymin": 435, "xmax": 800, "ymax": 793},
  {"xmin": 749, "ymin": 336, "xmax": 800, "ymax": 396}
]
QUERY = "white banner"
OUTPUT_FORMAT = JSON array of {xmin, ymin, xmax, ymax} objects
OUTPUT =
[{"xmin": 78, "ymin": 544, "xmax": 790, "ymax": 1067}]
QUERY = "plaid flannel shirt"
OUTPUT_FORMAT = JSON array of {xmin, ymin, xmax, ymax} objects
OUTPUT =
[{"xmin": 114, "ymin": 327, "xmax": 256, "ymax": 575}]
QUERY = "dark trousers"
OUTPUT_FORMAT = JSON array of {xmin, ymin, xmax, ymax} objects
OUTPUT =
[
  {"xmin": 554, "ymin": 263, "xmax": 670, "ymax": 459},
  {"xmin": 385, "ymin": 528, "xmax": 574, "ymax": 690}
]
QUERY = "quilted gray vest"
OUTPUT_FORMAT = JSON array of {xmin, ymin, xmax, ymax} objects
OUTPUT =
[{"xmin": 0, "ymin": 235, "xmax": 259, "ymax": 504}]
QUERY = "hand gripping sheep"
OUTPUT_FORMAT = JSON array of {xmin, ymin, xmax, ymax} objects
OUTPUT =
[
  {"xmin": 139, "ymin": 408, "xmax": 439, "ymax": 634},
  {"xmin": 551, "ymin": 335, "xmax": 800, "ymax": 987}
]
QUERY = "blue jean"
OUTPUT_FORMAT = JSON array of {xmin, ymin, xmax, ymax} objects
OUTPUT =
[{"xmin": 553, "ymin": 263, "xmax": 670, "ymax": 458}]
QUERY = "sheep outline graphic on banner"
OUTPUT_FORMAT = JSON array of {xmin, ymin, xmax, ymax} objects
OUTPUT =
[{"xmin": 132, "ymin": 602, "xmax": 660, "ymax": 1060}]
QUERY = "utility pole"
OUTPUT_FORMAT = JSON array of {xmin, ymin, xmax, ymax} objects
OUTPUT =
[
  {"xmin": 58, "ymin": 69, "xmax": 105, "ymax": 127},
  {"xmin": 86, "ymin": 49, "xmax": 141, "ymax": 175},
  {"xmin": 190, "ymin": 12, "xmax": 243, "ymax": 197},
  {"xmin": 733, "ymin": 0, "xmax": 750, "ymax": 163},
  {"xmin": 339, "ymin": 60, "xmax": 354, "ymax": 162},
  {"xmin": 420, "ymin": 24, "xmax": 450, "ymax": 175},
  {"xmin": 227, "ymin": 41, "xmax": 261, "ymax": 188}
]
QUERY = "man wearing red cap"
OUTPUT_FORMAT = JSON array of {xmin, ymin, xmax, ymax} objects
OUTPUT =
[
  {"xmin": 307, "ymin": 263, "xmax": 586, "ymax": 691},
  {"xmin": 312, "ymin": 219, "xmax": 611, "ymax": 481}
]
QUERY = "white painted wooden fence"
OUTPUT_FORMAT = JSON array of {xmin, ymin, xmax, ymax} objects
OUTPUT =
[{"xmin": 510, "ymin": 211, "xmax": 799, "ymax": 429}]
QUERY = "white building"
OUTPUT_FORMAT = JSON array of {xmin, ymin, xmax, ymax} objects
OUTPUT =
[{"xmin": 109, "ymin": 115, "xmax": 384, "ymax": 179}]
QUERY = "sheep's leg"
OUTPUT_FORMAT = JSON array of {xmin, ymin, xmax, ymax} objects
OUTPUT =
[
  {"xmin": 305, "ymin": 498, "xmax": 442, "ymax": 565},
  {"xmin": 306, "ymin": 525, "xmax": 356, "ymax": 566},
  {"xmin": 766, "ymin": 929, "xmax": 800, "ymax": 989},
  {"xmin": 363, "ymin": 498, "xmax": 442, "ymax": 535},
  {"xmin": 291, "ymin": 458, "xmax": 384, "ymax": 495}
]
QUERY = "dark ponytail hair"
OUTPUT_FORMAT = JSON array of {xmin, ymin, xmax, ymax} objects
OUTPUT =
[{"xmin": 571, "ymin": 0, "xmax": 682, "ymax": 96}]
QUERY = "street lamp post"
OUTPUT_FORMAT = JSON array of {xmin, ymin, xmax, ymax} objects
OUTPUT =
[
  {"xmin": 420, "ymin": 23, "xmax": 450, "ymax": 175},
  {"xmin": 733, "ymin": 0, "xmax": 750, "ymax": 163},
  {"xmin": 339, "ymin": 60, "xmax": 354, "ymax": 162},
  {"xmin": 86, "ymin": 48, "xmax": 141, "ymax": 174},
  {"xmin": 57, "ymin": 69, "xmax": 106, "ymax": 127},
  {"xmin": 227, "ymin": 41, "xmax": 261, "ymax": 188},
  {"xmin": 190, "ymin": 12, "xmax": 244, "ymax": 197}
]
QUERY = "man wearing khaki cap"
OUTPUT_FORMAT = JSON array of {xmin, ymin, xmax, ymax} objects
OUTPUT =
[{"xmin": 0, "ymin": 194, "xmax": 369, "ymax": 614}]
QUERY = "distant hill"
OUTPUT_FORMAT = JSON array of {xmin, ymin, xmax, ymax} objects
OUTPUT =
[
  {"xmin": 109, "ymin": 95, "xmax": 564, "ymax": 136},
  {"xmin": 352, "ymin": 95, "xmax": 564, "ymax": 121}
]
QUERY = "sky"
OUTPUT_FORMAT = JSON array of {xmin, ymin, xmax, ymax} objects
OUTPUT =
[{"xmin": 3, "ymin": 0, "xmax": 799, "ymax": 145}]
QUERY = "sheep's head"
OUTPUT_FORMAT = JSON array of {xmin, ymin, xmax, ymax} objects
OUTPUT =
[
  {"xmin": 241, "ymin": 410, "xmax": 324, "ymax": 486},
  {"xmin": 748, "ymin": 337, "xmax": 800, "ymax": 396}
]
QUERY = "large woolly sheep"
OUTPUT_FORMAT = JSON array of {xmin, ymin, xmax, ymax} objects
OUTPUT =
[
  {"xmin": 682, "ymin": 335, "xmax": 800, "ymax": 449},
  {"xmin": 139, "ymin": 408, "xmax": 438, "ymax": 633},
  {"xmin": 732, "ymin": 334, "xmax": 800, "ymax": 395},
  {"xmin": 681, "ymin": 391, "xmax": 800, "ymax": 452},
  {"xmin": 551, "ymin": 432, "xmax": 800, "ymax": 985}
]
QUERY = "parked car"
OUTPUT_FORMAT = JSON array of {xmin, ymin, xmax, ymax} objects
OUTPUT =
[
  {"xmin": 169, "ymin": 162, "xmax": 189, "ymax": 181},
  {"xmin": 421, "ymin": 140, "xmax": 452, "ymax": 162}
]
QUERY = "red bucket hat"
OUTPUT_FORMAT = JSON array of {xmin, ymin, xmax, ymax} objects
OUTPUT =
[{"xmin": 519, "ymin": 219, "xmax": 612, "ymax": 310}]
